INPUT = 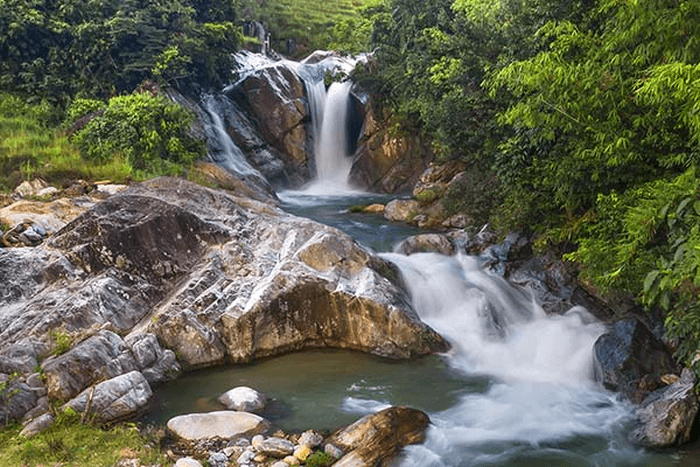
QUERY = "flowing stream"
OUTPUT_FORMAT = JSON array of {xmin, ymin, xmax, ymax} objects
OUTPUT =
[{"xmin": 147, "ymin": 59, "xmax": 700, "ymax": 466}]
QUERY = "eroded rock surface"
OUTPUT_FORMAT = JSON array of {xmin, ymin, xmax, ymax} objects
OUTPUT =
[{"xmin": 0, "ymin": 177, "xmax": 447, "ymax": 424}]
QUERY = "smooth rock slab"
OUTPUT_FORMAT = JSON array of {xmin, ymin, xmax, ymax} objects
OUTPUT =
[{"xmin": 167, "ymin": 411, "xmax": 270, "ymax": 442}]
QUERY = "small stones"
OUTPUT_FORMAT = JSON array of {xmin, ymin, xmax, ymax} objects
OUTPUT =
[
  {"xmin": 324, "ymin": 443, "xmax": 344, "ymax": 459},
  {"xmin": 293, "ymin": 444, "xmax": 312, "ymax": 462},
  {"xmin": 207, "ymin": 451, "xmax": 228, "ymax": 467},
  {"xmin": 256, "ymin": 437, "xmax": 295, "ymax": 457},
  {"xmin": 297, "ymin": 430, "xmax": 323, "ymax": 448},
  {"xmin": 175, "ymin": 458, "xmax": 203, "ymax": 467}
]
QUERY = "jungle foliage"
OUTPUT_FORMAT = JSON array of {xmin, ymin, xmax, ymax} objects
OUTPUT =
[
  {"xmin": 0, "ymin": 0, "xmax": 242, "ymax": 105},
  {"xmin": 363, "ymin": 0, "xmax": 700, "ymax": 368}
]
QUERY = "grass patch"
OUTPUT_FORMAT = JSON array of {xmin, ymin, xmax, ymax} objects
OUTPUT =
[
  {"xmin": 241, "ymin": 0, "xmax": 375, "ymax": 56},
  {"xmin": 0, "ymin": 409, "xmax": 168, "ymax": 467}
]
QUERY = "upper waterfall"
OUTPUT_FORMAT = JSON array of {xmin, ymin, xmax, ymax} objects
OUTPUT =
[{"xmin": 313, "ymin": 81, "xmax": 355, "ymax": 191}]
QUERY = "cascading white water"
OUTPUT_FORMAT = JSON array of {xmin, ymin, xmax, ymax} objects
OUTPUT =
[
  {"xmin": 381, "ymin": 252, "xmax": 639, "ymax": 466},
  {"xmin": 315, "ymin": 81, "xmax": 354, "ymax": 186},
  {"xmin": 203, "ymin": 97, "xmax": 259, "ymax": 177}
]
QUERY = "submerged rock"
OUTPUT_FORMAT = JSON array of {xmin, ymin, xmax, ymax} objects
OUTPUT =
[
  {"xmin": 629, "ymin": 368, "xmax": 699, "ymax": 447},
  {"xmin": 217, "ymin": 386, "xmax": 266, "ymax": 412}
]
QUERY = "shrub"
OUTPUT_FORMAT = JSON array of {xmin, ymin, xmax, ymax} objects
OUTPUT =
[{"xmin": 71, "ymin": 92, "xmax": 205, "ymax": 177}]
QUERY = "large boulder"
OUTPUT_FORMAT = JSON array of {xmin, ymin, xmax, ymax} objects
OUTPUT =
[
  {"xmin": 594, "ymin": 318, "xmax": 679, "ymax": 402},
  {"xmin": 63, "ymin": 370, "xmax": 153, "ymax": 423},
  {"xmin": 0, "ymin": 178, "xmax": 447, "ymax": 422},
  {"xmin": 328, "ymin": 406, "xmax": 430, "ymax": 467},
  {"xmin": 167, "ymin": 411, "xmax": 270, "ymax": 442},
  {"xmin": 629, "ymin": 368, "xmax": 699, "ymax": 447}
]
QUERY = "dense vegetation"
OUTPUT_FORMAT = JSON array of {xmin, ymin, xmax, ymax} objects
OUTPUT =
[{"xmin": 360, "ymin": 0, "xmax": 700, "ymax": 370}]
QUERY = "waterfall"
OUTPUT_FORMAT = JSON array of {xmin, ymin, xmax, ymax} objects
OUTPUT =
[
  {"xmin": 314, "ymin": 81, "xmax": 354, "ymax": 188},
  {"xmin": 203, "ymin": 96, "xmax": 260, "ymax": 177},
  {"xmin": 381, "ymin": 252, "xmax": 636, "ymax": 467}
]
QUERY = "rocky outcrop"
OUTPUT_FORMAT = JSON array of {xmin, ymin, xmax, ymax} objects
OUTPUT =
[
  {"xmin": 0, "ymin": 177, "xmax": 447, "ymax": 425},
  {"xmin": 350, "ymin": 102, "xmax": 432, "ymax": 193},
  {"xmin": 629, "ymin": 368, "xmax": 699, "ymax": 447},
  {"xmin": 225, "ymin": 62, "xmax": 311, "ymax": 186},
  {"xmin": 328, "ymin": 406, "xmax": 430, "ymax": 467}
]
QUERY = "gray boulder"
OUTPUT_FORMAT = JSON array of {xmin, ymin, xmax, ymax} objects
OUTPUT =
[
  {"xmin": 394, "ymin": 233, "xmax": 455, "ymax": 256},
  {"xmin": 125, "ymin": 332, "xmax": 181, "ymax": 386},
  {"xmin": 42, "ymin": 330, "xmax": 138, "ymax": 401},
  {"xmin": 63, "ymin": 370, "xmax": 152, "ymax": 423},
  {"xmin": 256, "ymin": 437, "xmax": 295, "ymax": 457},
  {"xmin": 0, "ymin": 178, "xmax": 447, "ymax": 422},
  {"xmin": 629, "ymin": 368, "xmax": 699, "ymax": 447}
]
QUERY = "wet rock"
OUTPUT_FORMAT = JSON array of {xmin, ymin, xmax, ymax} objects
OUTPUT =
[
  {"xmin": 167, "ymin": 411, "xmax": 270, "ymax": 442},
  {"xmin": 257, "ymin": 437, "xmax": 295, "ymax": 457},
  {"xmin": 42, "ymin": 330, "xmax": 139, "ymax": 401},
  {"xmin": 384, "ymin": 199, "xmax": 420, "ymax": 223},
  {"xmin": 629, "ymin": 368, "xmax": 699, "ymax": 447},
  {"xmin": 329, "ymin": 406, "xmax": 430, "ymax": 467},
  {"xmin": 594, "ymin": 318, "xmax": 679, "ymax": 402},
  {"xmin": 217, "ymin": 386, "xmax": 266, "ymax": 412},
  {"xmin": 394, "ymin": 233, "xmax": 455, "ymax": 256},
  {"xmin": 225, "ymin": 62, "xmax": 310, "ymax": 185},
  {"xmin": 63, "ymin": 370, "xmax": 152, "ymax": 423}
]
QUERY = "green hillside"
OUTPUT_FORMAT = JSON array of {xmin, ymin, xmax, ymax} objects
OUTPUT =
[{"xmin": 240, "ymin": 0, "xmax": 377, "ymax": 56}]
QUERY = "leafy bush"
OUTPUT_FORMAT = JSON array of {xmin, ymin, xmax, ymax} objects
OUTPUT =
[{"xmin": 71, "ymin": 92, "xmax": 205, "ymax": 177}]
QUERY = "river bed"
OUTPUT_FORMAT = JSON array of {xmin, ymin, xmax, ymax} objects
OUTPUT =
[{"xmin": 145, "ymin": 190, "xmax": 700, "ymax": 466}]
